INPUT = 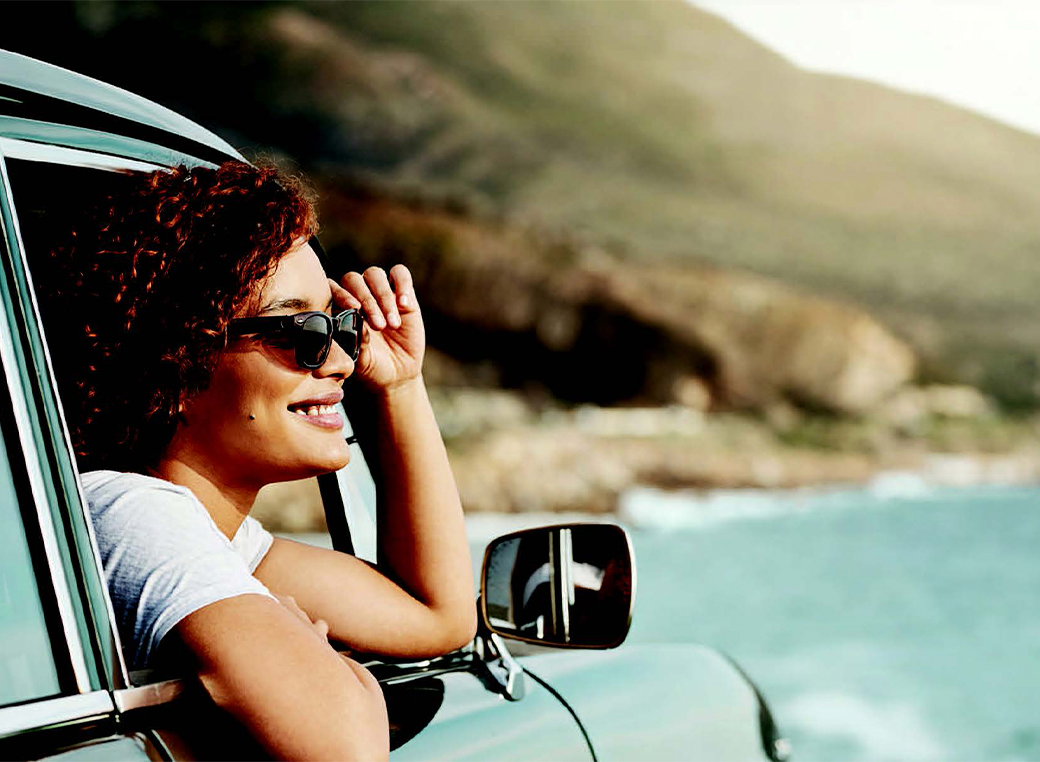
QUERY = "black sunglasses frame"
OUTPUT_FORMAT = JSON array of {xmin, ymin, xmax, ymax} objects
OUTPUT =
[{"xmin": 228, "ymin": 308, "xmax": 363, "ymax": 369}]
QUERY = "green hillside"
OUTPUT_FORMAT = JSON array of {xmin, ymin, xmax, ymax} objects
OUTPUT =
[
  {"xmin": 3, "ymin": 0, "xmax": 1039, "ymax": 405},
  {"xmin": 296, "ymin": 1, "xmax": 1040, "ymax": 406}
]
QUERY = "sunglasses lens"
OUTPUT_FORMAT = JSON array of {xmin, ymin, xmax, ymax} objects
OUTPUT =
[
  {"xmin": 297, "ymin": 314, "xmax": 332, "ymax": 368},
  {"xmin": 333, "ymin": 311, "xmax": 361, "ymax": 361}
]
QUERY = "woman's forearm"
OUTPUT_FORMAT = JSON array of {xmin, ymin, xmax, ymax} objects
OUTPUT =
[
  {"xmin": 175, "ymin": 595, "xmax": 389, "ymax": 761},
  {"xmin": 373, "ymin": 375, "xmax": 477, "ymax": 647}
]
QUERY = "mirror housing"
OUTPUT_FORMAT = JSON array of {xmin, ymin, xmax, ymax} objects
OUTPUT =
[{"xmin": 480, "ymin": 523, "xmax": 636, "ymax": 649}]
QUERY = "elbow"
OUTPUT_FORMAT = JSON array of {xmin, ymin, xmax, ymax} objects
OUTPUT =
[
  {"xmin": 426, "ymin": 601, "xmax": 478, "ymax": 656},
  {"xmin": 447, "ymin": 598, "xmax": 478, "ymax": 648},
  {"xmin": 326, "ymin": 719, "xmax": 387, "ymax": 760},
  {"xmin": 330, "ymin": 656, "xmax": 390, "ymax": 760},
  {"xmin": 451, "ymin": 602, "xmax": 479, "ymax": 650},
  {"xmin": 328, "ymin": 726, "xmax": 388, "ymax": 762}
]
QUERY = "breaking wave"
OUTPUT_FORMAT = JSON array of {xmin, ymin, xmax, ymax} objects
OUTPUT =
[{"xmin": 617, "ymin": 472, "xmax": 1037, "ymax": 532}]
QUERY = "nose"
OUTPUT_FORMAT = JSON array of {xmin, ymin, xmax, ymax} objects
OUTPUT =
[{"xmin": 317, "ymin": 337, "xmax": 354, "ymax": 380}]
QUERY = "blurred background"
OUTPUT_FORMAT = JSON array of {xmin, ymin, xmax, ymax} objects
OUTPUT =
[{"xmin": 4, "ymin": 2, "xmax": 1040, "ymax": 759}]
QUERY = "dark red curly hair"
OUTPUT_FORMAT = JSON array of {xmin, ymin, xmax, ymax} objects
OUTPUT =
[{"xmin": 45, "ymin": 161, "xmax": 318, "ymax": 472}]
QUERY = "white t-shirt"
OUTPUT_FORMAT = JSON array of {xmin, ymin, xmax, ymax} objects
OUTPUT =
[{"xmin": 82, "ymin": 470, "xmax": 275, "ymax": 671}]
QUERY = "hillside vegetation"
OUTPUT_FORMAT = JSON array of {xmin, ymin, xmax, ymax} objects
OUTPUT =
[
  {"xmin": 294, "ymin": 1, "xmax": 1040, "ymax": 408},
  {"xmin": 3, "ymin": 0, "xmax": 1040, "ymax": 407}
]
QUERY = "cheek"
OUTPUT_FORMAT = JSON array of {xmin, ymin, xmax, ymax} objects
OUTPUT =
[{"xmin": 194, "ymin": 354, "xmax": 297, "ymax": 429}]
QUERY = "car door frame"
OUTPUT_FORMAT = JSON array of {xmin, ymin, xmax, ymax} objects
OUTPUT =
[{"xmin": 0, "ymin": 134, "xmax": 162, "ymax": 758}]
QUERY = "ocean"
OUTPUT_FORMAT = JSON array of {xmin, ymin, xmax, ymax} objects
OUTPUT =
[{"xmin": 469, "ymin": 479, "xmax": 1040, "ymax": 761}]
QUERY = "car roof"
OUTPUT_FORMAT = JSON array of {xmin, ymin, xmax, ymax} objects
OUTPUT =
[{"xmin": 0, "ymin": 48, "xmax": 242, "ymax": 164}]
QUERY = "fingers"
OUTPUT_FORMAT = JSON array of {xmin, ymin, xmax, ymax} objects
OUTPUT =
[
  {"xmin": 313, "ymin": 618, "xmax": 330, "ymax": 642},
  {"xmin": 389, "ymin": 264, "xmax": 418, "ymax": 313},
  {"xmin": 338, "ymin": 264, "xmax": 417, "ymax": 329},
  {"xmin": 339, "ymin": 271, "xmax": 385, "ymax": 329},
  {"xmin": 365, "ymin": 266, "xmax": 401, "ymax": 329},
  {"xmin": 328, "ymin": 278, "xmax": 361, "ymax": 310},
  {"xmin": 277, "ymin": 595, "xmax": 329, "ymax": 643},
  {"xmin": 276, "ymin": 594, "xmax": 306, "ymax": 622}
]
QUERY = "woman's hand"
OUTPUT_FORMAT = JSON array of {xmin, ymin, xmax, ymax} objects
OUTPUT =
[
  {"xmin": 331, "ymin": 265, "xmax": 424, "ymax": 392},
  {"xmin": 275, "ymin": 594, "xmax": 329, "ymax": 643}
]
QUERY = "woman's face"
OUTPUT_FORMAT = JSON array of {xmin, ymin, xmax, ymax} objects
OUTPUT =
[{"xmin": 173, "ymin": 240, "xmax": 354, "ymax": 488}]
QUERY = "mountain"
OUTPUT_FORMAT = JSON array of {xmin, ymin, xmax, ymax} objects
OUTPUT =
[{"xmin": 3, "ymin": 0, "xmax": 1039, "ymax": 406}]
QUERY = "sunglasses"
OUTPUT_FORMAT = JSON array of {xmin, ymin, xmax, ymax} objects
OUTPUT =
[{"xmin": 227, "ymin": 309, "xmax": 363, "ymax": 369}]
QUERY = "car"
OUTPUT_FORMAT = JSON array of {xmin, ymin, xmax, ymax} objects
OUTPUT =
[{"xmin": 0, "ymin": 48, "xmax": 789, "ymax": 761}]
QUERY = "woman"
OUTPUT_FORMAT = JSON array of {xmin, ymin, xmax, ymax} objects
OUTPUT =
[{"xmin": 45, "ymin": 161, "xmax": 476, "ymax": 760}]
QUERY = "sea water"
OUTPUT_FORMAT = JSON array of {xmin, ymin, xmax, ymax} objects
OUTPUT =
[{"xmin": 468, "ymin": 480, "xmax": 1040, "ymax": 761}]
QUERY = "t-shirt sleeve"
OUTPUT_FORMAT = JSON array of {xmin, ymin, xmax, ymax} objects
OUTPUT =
[
  {"xmin": 232, "ymin": 515, "xmax": 275, "ymax": 572},
  {"xmin": 86, "ymin": 473, "xmax": 275, "ymax": 671}
]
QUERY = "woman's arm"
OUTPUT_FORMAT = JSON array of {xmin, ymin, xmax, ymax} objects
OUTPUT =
[
  {"xmin": 168, "ymin": 594, "xmax": 388, "ymax": 761},
  {"xmin": 253, "ymin": 264, "xmax": 476, "ymax": 656}
]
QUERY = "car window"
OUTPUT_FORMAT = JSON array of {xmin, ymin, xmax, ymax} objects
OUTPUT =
[
  {"xmin": 0, "ymin": 166, "xmax": 68, "ymax": 706},
  {"xmin": 0, "ymin": 408, "xmax": 63, "ymax": 706},
  {"xmin": 4, "ymin": 152, "xmax": 387, "ymax": 699},
  {"xmin": 3, "ymin": 154, "xmax": 141, "ymax": 689},
  {"xmin": 6, "ymin": 151, "xmax": 377, "ymax": 588}
]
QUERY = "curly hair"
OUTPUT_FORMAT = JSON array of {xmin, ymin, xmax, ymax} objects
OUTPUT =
[{"xmin": 44, "ymin": 161, "xmax": 318, "ymax": 472}]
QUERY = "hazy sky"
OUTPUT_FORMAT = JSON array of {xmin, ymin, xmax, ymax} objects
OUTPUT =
[{"xmin": 690, "ymin": 1, "xmax": 1040, "ymax": 137}]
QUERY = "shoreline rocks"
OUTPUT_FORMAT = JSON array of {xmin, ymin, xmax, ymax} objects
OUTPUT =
[
  {"xmin": 250, "ymin": 388, "xmax": 1040, "ymax": 532},
  {"xmin": 441, "ymin": 390, "xmax": 1040, "ymax": 514}
]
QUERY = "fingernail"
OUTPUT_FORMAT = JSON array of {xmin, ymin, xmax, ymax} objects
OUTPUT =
[
  {"xmin": 390, "ymin": 312, "xmax": 401, "ymax": 328},
  {"xmin": 398, "ymin": 294, "xmax": 410, "ymax": 309}
]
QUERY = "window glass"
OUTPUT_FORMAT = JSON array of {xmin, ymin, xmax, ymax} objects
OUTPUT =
[{"xmin": 0, "ymin": 318, "xmax": 61, "ymax": 708}]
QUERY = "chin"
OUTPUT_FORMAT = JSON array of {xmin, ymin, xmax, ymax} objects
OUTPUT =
[
  {"xmin": 265, "ymin": 451, "xmax": 350, "ymax": 485},
  {"xmin": 261, "ymin": 428, "xmax": 351, "ymax": 482},
  {"xmin": 306, "ymin": 442, "xmax": 352, "ymax": 475}
]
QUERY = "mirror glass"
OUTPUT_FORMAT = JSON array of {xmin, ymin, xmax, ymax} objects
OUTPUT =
[{"xmin": 482, "ymin": 523, "xmax": 634, "ymax": 648}]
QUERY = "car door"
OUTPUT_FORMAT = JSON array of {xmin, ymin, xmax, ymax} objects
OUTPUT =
[{"xmin": 1, "ymin": 134, "xmax": 595, "ymax": 760}]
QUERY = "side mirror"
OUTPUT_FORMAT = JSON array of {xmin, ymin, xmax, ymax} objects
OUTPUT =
[{"xmin": 480, "ymin": 523, "xmax": 636, "ymax": 649}]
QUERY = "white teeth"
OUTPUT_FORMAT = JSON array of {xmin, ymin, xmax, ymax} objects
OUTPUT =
[{"xmin": 293, "ymin": 404, "xmax": 336, "ymax": 417}]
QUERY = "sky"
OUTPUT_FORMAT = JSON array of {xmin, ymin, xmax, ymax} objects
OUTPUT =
[{"xmin": 690, "ymin": 0, "xmax": 1040, "ymax": 137}]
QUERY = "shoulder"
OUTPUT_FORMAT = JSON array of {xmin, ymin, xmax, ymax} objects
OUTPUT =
[
  {"xmin": 81, "ymin": 470, "xmax": 274, "ymax": 669},
  {"xmin": 82, "ymin": 469, "xmax": 198, "ymax": 509},
  {"xmin": 81, "ymin": 470, "xmax": 213, "ymax": 553},
  {"xmin": 83, "ymin": 469, "xmax": 273, "ymax": 571}
]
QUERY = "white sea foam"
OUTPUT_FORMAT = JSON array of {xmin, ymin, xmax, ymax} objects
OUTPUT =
[
  {"xmin": 615, "ymin": 466, "xmax": 1029, "ymax": 531},
  {"xmin": 866, "ymin": 470, "xmax": 933, "ymax": 500},
  {"xmin": 620, "ymin": 486, "xmax": 796, "ymax": 530},
  {"xmin": 781, "ymin": 691, "xmax": 945, "ymax": 760},
  {"xmin": 616, "ymin": 484, "xmax": 861, "ymax": 531},
  {"xmin": 465, "ymin": 463, "xmax": 1035, "ymax": 538}
]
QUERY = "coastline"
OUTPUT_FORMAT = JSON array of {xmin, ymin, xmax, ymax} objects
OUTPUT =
[
  {"xmin": 252, "ymin": 394, "xmax": 1040, "ymax": 532},
  {"xmin": 440, "ymin": 390, "xmax": 1040, "ymax": 515},
  {"xmin": 449, "ymin": 421, "xmax": 1040, "ymax": 516}
]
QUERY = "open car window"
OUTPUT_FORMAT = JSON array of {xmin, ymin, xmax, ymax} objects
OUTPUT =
[
  {"xmin": 3, "ymin": 149, "xmax": 380, "ymax": 681},
  {"xmin": 0, "ymin": 146, "xmax": 108, "ymax": 708}
]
